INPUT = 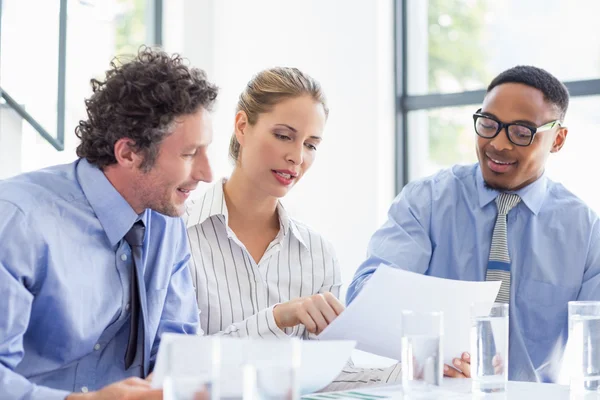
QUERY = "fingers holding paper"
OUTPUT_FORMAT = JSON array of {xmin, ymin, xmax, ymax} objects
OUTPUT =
[{"xmin": 273, "ymin": 292, "xmax": 345, "ymax": 334}]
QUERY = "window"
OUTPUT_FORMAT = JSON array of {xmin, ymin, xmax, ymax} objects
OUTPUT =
[
  {"xmin": 398, "ymin": 0, "xmax": 600, "ymax": 214},
  {"xmin": 0, "ymin": 0, "xmax": 158, "ymax": 175}
]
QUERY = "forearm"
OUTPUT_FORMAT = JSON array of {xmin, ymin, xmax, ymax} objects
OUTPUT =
[
  {"xmin": 215, "ymin": 306, "xmax": 290, "ymax": 339},
  {"xmin": 0, "ymin": 367, "xmax": 70, "ymax": 400}
]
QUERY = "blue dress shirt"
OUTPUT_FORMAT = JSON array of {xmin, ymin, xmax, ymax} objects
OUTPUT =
[
  {"xmin": 0, "ymin": 159, "xmax": 199, "ymax": 399},
  {"xmin": 347, "ymin": 163, "xmax": 600, "ymax": 383}
]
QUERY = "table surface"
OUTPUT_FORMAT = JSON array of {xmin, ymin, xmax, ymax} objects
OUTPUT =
[{"xmin": 304, "ymin": 378, "xmax": 593, "ymax": 399}]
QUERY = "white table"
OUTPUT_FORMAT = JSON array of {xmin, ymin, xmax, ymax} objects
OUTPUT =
[{"xmin": 307, "ymin": 378, "xmax": 580, "ymax": 399}]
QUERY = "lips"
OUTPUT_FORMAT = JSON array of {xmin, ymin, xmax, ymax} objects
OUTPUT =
[
  {"xmin": 486, "ymin": 153, "xmax": 517, "ymax": 173},
  {"xmin": 272, "ymin": 169, "xmax": 298, "ymax": 186},
  {"xmin": 176, "ymin": 186, "xmax": 196, "ymax": 200}
]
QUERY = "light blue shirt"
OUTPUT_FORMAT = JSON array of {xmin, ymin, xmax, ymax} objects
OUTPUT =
[
  {"xmin": 0, "ymin": 159, "xmax": 199, "ymax": 399},
  {"xmin": 347, "ymin": 163, "xmax": 600, "ymax": 383}
]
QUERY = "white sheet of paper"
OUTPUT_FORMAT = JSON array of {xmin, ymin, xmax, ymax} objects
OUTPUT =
[
  {"xmin": 318, "ymin": 266, "xmax": 501, "ymax": 365},
  {"xmin": 151, "ymin": 334, "xmax": 356, "ymax": 397}
]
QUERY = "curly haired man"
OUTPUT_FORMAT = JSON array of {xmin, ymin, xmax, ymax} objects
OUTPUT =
[{"xmin": 0, "ymin": 47, "xmax": 218, "ymax": 399}]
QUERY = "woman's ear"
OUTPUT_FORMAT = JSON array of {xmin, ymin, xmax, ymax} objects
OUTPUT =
[{"xmin": 234, "ymin": 111, "xmax": 249, "ymax": 147}]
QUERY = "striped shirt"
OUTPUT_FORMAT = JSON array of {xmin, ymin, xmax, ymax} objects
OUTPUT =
[
  {"xmin": 185, "ymin": 178, "xmax": 341, "ymax": 338},
  {"xmin": 185, "ymin": 179, "xmax": 401, "ymax": 390}
]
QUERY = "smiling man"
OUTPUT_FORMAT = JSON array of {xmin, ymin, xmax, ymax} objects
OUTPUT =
[
  {"xmin": 347, "ymin": 66, "xmax": 600, "ymax": 383},
  {"xmin": 0, "ymin": 48, "xmax": 217, "ymax": 399}
]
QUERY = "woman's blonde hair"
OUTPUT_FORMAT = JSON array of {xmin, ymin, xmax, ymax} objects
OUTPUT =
[{"xmin": 229, "ymin": 67, "xmax": 328, "ymax": 161}]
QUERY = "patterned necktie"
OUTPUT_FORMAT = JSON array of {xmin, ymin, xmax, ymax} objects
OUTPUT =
[
  {"xmin": 485, "ymin": 193, "xmax": 521, "ymax": 303},
  {"xmin": 124, "ymin": 220, "xmax": 145, "ymax": 370}
]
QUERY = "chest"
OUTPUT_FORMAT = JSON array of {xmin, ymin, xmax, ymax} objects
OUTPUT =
[{"xmin": 232, "ymin": 226, "xmax": 280, "ymax": 264}]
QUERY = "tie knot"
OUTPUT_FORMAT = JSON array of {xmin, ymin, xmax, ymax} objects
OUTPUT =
[
  {"xmin": 495, "ymin": 193, "xmax": 521, "ymax": 215},
  {"xmin": 125, "ymin": 221, "xmax": 145, "ymax": 247}
]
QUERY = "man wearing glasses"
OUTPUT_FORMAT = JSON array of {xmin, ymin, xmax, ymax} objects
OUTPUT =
[{"xmin": 347, "ymin": 66, "xmax": 600, "ymax": 383}]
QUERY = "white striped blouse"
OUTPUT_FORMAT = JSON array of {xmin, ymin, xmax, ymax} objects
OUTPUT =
[
  {"xmin": 184, "ymin": 179, "xmax": 401, "ymax": 390},
  {"xmin": 185, "ymin": 178, "xmax": 341, "ymax": 338}
]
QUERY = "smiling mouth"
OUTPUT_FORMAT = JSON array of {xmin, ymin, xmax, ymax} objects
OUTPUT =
[
  {"xmin": 177, "ymin": 187, "xmax": 195, "ymax": 194},
  {"xmin": 489, "ymin": 158, "xmax": 515, "ymax": 165},
  {"xmin": 486, "ymin": 153, "xmax": 517, "ymax": 166},
  {"xmin": 275, "ymin": 171, "xmax": 292, "ymax": 179}
]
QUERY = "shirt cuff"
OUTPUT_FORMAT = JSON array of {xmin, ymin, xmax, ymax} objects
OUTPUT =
[{"xmin": 260, "ymin": 305, "xmax": 291, "ymax": 339}]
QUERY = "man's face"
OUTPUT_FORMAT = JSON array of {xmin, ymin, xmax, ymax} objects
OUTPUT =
[
  {"xmin": 133, "ymin": 107, "xmax": 214, "ymax": 216},
  {"xmin": 476, "ymin": 83, "xmax": 568, "ymax": 191}
]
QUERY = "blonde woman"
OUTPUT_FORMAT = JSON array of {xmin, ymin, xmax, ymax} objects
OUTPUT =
[{"xmin": 185, "ymin": 68, "xmax": 401, "ymax": 389}]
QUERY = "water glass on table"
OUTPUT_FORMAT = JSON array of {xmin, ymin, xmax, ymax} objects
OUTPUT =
[
  {"xmin": 242, "ymin": 338, "xmax": 301, "ymax": 400},
  {"xmin": 470, "ymin": 302, "xmax": 509, "ymax": 394},
  {"xmin": 401, "ymin": 310, "xmax": 443, "ymax": 394},
  {"xmin": 163, "ymin": 336, "xmax": 221, "ymax": 400},
  {"xmin": 568, "ymin": 301, "xmax": 600, "ymax": 394}
]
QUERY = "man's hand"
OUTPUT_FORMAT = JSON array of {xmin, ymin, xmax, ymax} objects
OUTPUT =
[
  {"xmin": 444, "ymin": 352, "xmax": 471, "ymax": 378},
  {"xmin": 443, "ymin": 352, "xmax": 504, "ymax": 378},
  {"xmin": 273, "ymin": 292, "xmax": 345, "ymax": 334},
  {"xmin": 66, "ymin": 377, "xmax": 162, "ymax": 400}
]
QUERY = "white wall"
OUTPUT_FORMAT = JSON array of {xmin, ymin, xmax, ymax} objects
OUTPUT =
[{"xmin": 164, "ymin": 0, "xmax": 396, "ymax": 297}]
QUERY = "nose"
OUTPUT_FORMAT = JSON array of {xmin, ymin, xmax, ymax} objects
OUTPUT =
[
  {"xmin": 192, "ymin": 150, "xmax": 213, "ymax": 183},
  {"xmin": 286, "ymin": 142, "xmax": 304, "ymax": 166},
  {"xmin": 489, "ymin": 127, "xmax": 514, "ymax": 152}
]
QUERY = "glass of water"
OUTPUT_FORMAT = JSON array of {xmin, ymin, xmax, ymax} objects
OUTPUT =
[
  {"xmin": 470, "ymin": 302, "xmax": 509, "ymax": 394},
  {"xmin": 242, "ymin": 338, "xmax": 301, "ymax": 400},
  {"xmin": 163, "ymin": 336, "xmax": 221, "ymax": 400},
  {"xmin": 568, "ymin": 301, "xmax": 600, "ymax": 394},
  {"xmin": 401, "ymin": 310, "xmax": 443, "ymax": 394}
]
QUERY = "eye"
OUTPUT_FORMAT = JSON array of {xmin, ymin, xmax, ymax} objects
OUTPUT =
[
  {"xmin": 274, "ymin": 133, "xmax": 291, "ymax": 141},
  {"xmin": 305, "ymin": 143, "xmax": 317, "ymax": 151}
]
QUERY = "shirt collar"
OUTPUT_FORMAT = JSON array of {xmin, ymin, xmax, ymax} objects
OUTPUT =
[
  {"xmin": 475, "ymin": 163, "xmax": 548, "ymax": 215},
  {"xmin": 77, "ymin": 158, "xmax": 148, "ymax": 247},
  {"xmin": 185, "ymin": 178, "xmax": 308, "ymax": 248}
]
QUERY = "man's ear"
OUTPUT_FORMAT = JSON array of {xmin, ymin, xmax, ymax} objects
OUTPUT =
[
  {"xmin": 114, "ymin": 138, "xmax": 144, "ymax": 168},
  {"xmin": 550, "ymin": 127, "xmax": 568, "ymax": 153}
]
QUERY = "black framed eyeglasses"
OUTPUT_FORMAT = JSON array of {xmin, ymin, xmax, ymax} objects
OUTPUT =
[{"xmin": 473, "ymin": 108, "xmax": 563, "ymax": 147}]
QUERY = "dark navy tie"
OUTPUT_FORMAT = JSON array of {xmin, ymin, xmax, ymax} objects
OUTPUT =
[{"xmin": 124, "ymin": 220, "xmax": 145, "ymax": 370}]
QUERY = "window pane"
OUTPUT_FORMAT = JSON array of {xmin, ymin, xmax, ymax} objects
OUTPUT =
[
  {"xmin": 16, "ymin": 0, "xmax": 150, "ymax": 173},
  {"xmin": 0, "ymin": 0, "xmax": 60, "ymax": 134},
  {"xmin": 407, "ymin": 0, "xmax": 600, "ymax": 95},
  {"xmin": 408, "ymin": 96, "xmax": 600, "ymax": 213},
  {"xmin": 408, "ymin": 105, "xmax": 477, "ymax": 180}
]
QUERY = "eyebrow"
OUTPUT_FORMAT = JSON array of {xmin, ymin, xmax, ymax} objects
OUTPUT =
[
  {"xmin": 275, "ymin": 124, "xmax": 322, "ymax": 140},
  {"xmin": 479, "ymin": 111, "xmax": 537, "ymax": 127}
]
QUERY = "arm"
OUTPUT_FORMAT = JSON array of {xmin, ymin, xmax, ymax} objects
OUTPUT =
[
  {"xmin": 346, "ymin": 180, "xmax": 434, "ymax": 304},
  {"xmin": 150, "ymin": 222, "xmax": 201, "ymax": 369},
  {"xmin": 216, "ymin": 237, "xmax": 344, "ymax": 339},
  {"xmin": 0, "ymin": 201, "xmax": 70, "ymax": 399},
  {"xmin": 577, "ymin": 218, "xmax": 600, "ymax": 301}
]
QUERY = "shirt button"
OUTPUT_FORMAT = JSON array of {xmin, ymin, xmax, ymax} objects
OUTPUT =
[
  {"xmin": 81, "ymin": 387, "xmax": 89, "ymax": 393},
  {"xmin": 125, "ymin": 303, "xmax": 131, "ymax": 311},
  {"xmin": 94, "ymin": 343, "xmax": 101, "ymax": 351},
  {"xmin": 121, "ymin": 254, "xmax": 128, "ymax": 261}
]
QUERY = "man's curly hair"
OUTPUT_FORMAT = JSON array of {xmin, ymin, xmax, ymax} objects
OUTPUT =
[{"xmin": 76, "ymin": 47, "xmax": 218, "ymax": 170}]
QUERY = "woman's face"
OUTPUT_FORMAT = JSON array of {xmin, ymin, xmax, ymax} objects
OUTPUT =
[{"xmin": 235, "ymin": 95, "xmax": 327, "ymax": 198}]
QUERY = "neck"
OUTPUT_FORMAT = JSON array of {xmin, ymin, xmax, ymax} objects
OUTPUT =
[
  {"xmin": 103, "ymin": 165, "xmax": 145, "ymax": 214},
  {"xmin": 224, "ymin": 167, "xmax": 279, "ymax": 229}
]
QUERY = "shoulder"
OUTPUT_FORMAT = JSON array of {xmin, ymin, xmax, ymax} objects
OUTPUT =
[
  {"xmin": 184, "ymin": 179, "xmax": 227, "ymax": 228},
  {"xmin": 0, "ymin": 161, "xmax": 85, "ymax": 216},
  {"xmin": 389, "ymin": 164, "xmax": 476, "ymax": 213},
  {"xmin": 544, "ymin": 179, "xmax": 599, "ymax": 227}
]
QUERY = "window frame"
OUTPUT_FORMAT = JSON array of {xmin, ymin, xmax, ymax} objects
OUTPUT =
[{"xmin": 394, "ymin": 0, "xmax": 600, "ymax": 193}]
